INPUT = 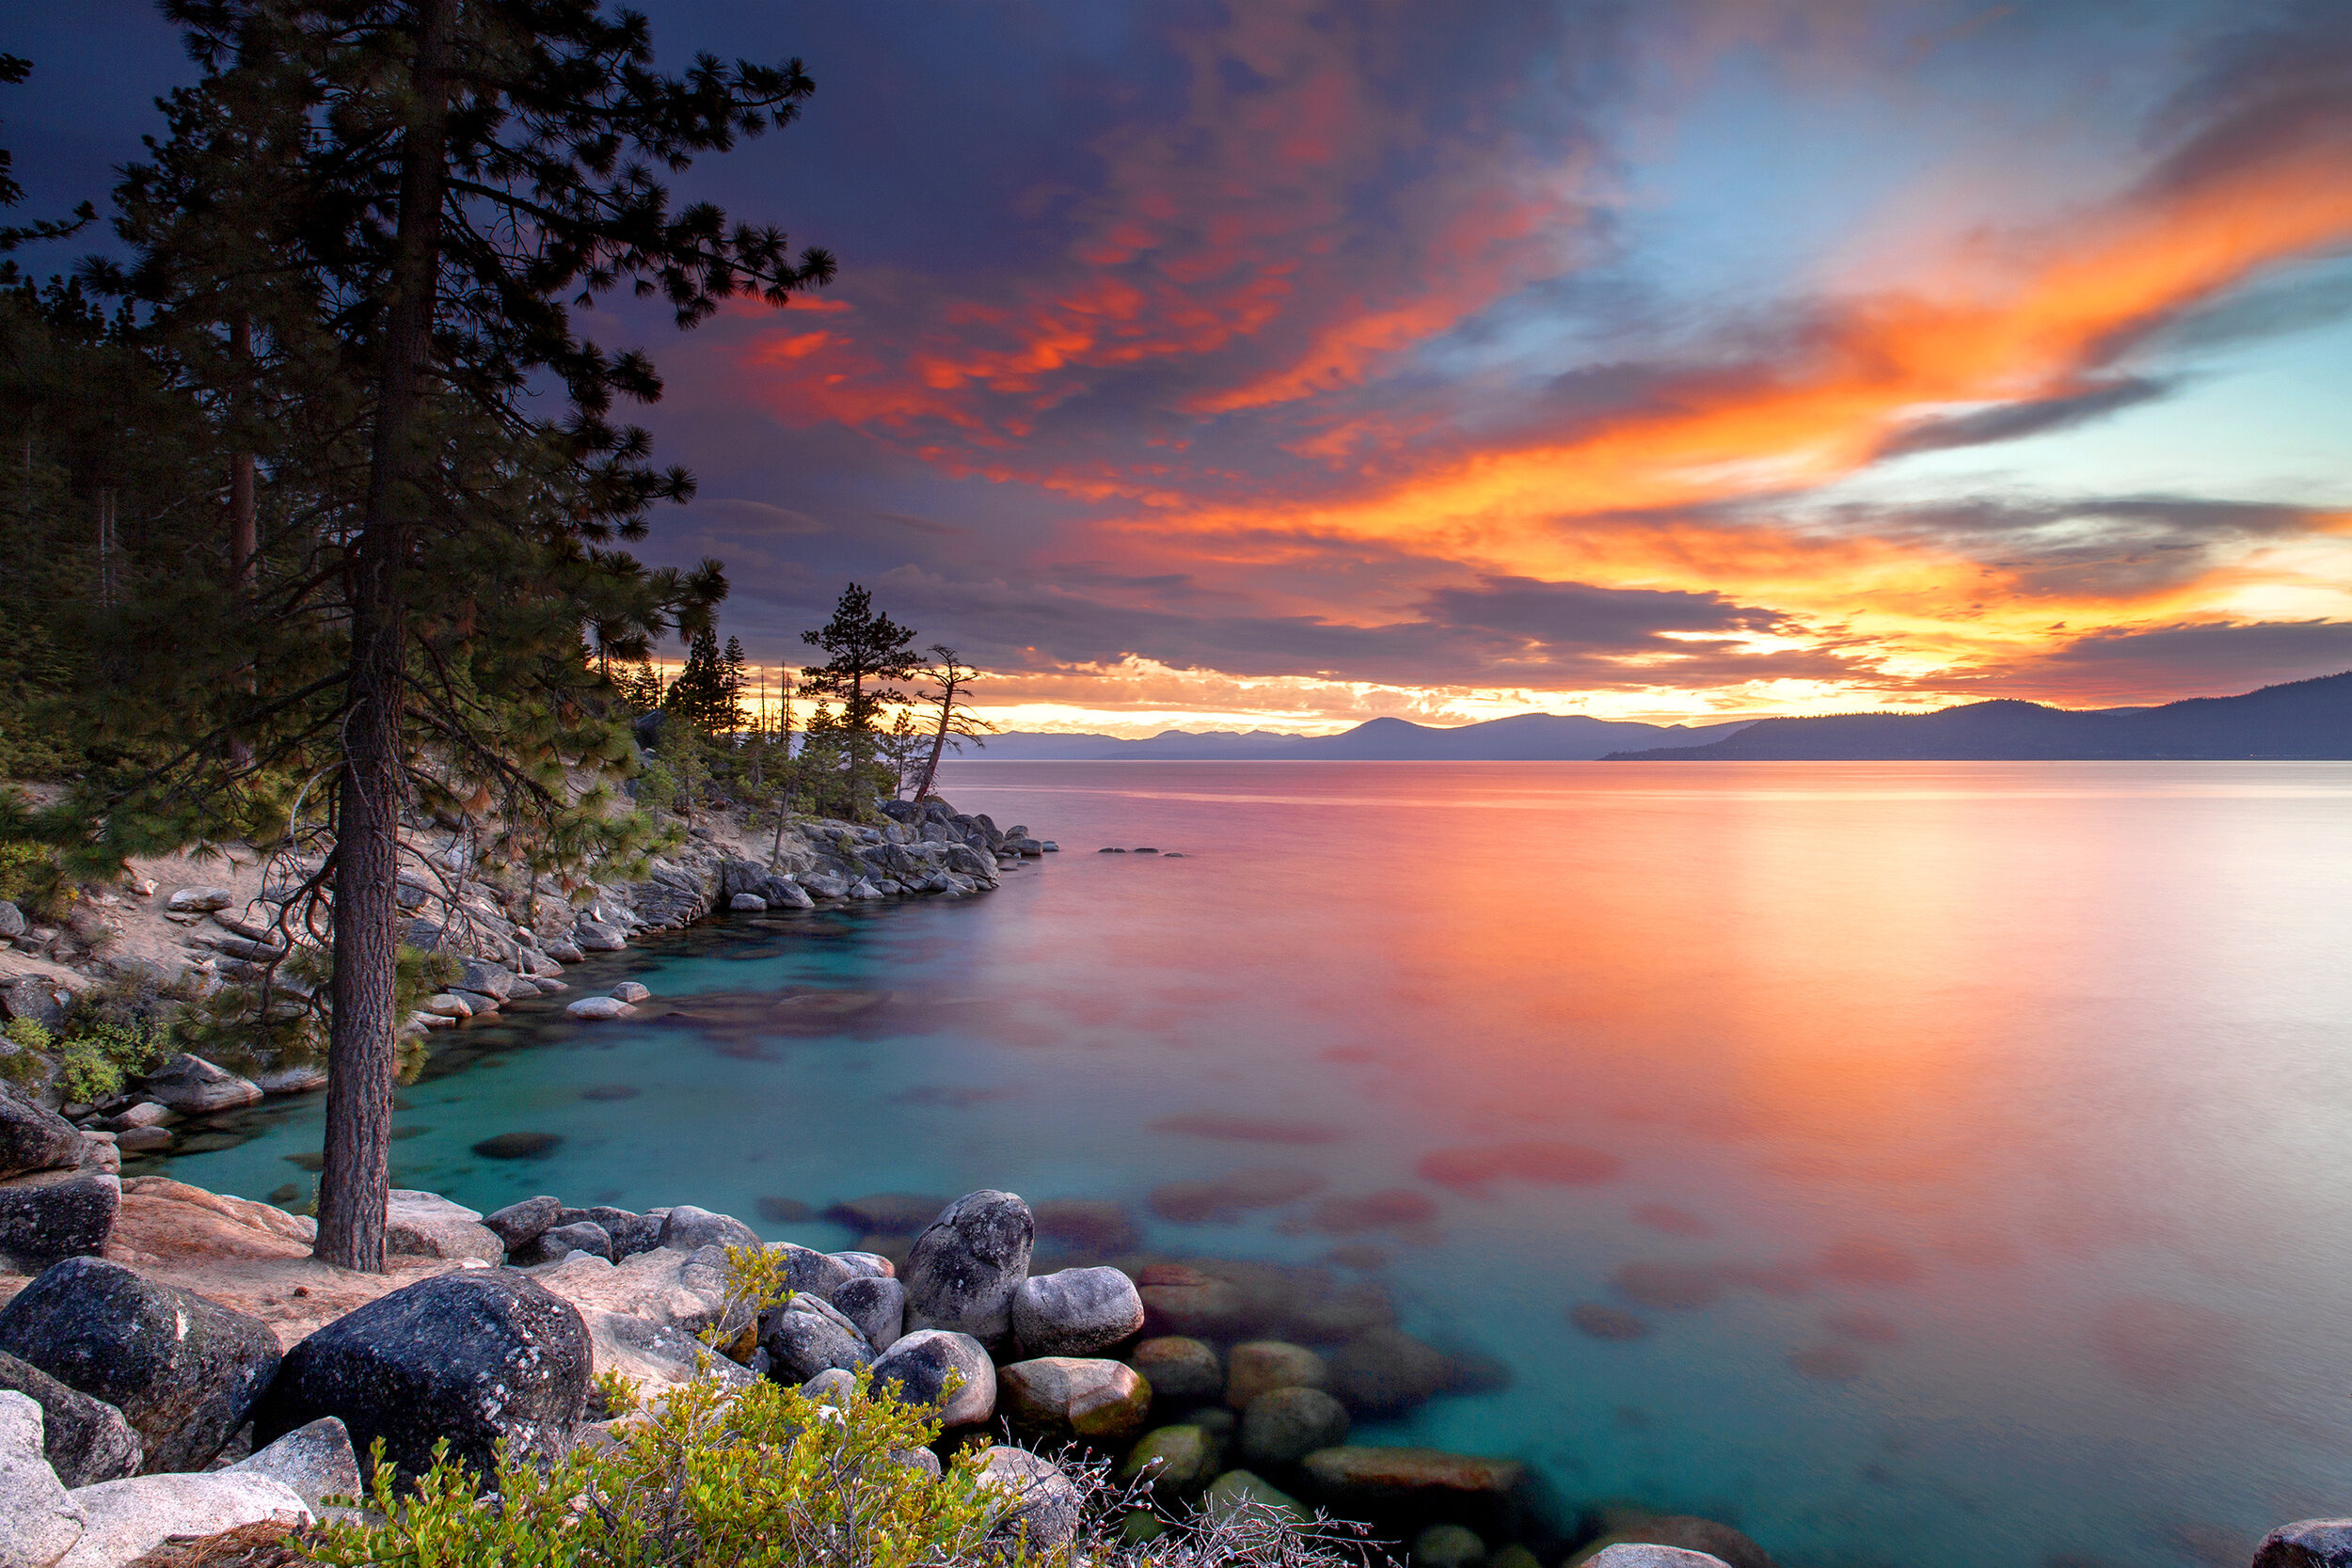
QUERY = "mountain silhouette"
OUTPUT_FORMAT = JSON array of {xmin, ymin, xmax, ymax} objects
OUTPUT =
[
  {"xmin": 1603, "ymin": 671, "xmax": 2352, "ymax": 760},
  {"xmin": 980, "ymin": 712, "xmax": 1753, "ymax": 761}
]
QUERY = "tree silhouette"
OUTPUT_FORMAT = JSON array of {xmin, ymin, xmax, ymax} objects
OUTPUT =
[{"xmin": 800, "ymin": 583, "xmax": 918, "ymax": 818}]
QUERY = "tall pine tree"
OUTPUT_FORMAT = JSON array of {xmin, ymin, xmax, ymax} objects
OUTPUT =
[{"xmin": 801, "ymin": 582, "xmax": 918, "ymax": 820}]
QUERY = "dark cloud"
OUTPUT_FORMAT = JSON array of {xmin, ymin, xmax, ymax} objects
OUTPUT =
[
  {"xmin": 1873, "ymin": 379, "xmax": 2173, "ymax": 458},
  {"xmin": 1967, "ymin": 619, "xmax": 2352, "ymax": 704}
]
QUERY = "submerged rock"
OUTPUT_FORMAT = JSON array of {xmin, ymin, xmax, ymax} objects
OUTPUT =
[
  {"xmin": 1130, "ymin": 1336, "xmax": 1221, "ymax": 1404},
  {"xmin": 2256, "ymin": 1521, "xmax": 2352, "ymax": 1567},
  {"xmin": 1119, "ymin": 1422, "xmax": 1222, "ymax": 1497},
  {"xmin": 1223, "ymin": 1340, "xmax": 1327, "ymax": 1409},
  {"xmin": 1240, "ymin": 1386, "xmax": 1350, "ymax": 1468},
  {"xmin": 998, "ymin": 1356, "xmax": 1152, "ymax": 1443}
]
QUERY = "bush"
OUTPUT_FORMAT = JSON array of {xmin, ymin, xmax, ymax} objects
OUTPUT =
[
  {"xmin": 309, "ymin": 1372, "xmax": 1006, "ymax": 1568},
  {"xmin": 0, "ymin": 839, "xmax": 69, "ymax": 921}
]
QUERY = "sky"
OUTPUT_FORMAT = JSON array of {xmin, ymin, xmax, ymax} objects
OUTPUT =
[{"xmin": 8, "ymin": 0, "xmax": 2352, "ymax": 734}]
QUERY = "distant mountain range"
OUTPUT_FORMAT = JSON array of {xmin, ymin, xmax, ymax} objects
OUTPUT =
[
  {"xmin": 1604, "ymin": 671, "xmax": 2352, "ymax": 760},
  {"xmin": 979, "ymin": 712, "xmax": 1756, "ymax": 761}
]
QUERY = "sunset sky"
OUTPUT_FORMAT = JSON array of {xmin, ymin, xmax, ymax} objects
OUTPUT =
[{"xmin": 12, "ymin": 0, "xmax": 2352, "ymax": 732}]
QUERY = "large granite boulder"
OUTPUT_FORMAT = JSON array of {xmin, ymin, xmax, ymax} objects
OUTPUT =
[
  {"xmin": 1583, "ymin": 1551, "xmax": 1731, "ymax": 1568},
  {"xmin": 868, "ymin": 1328, "xmax": 995, "ymax": 1427},
  {"xmin": 0, "ymin": 1257, "xmax": 278, "ymax": 1473},
  {"xmin": 977, "ymin": 1446, "xmax": 1084, "ymax": 1555},
  {"xmin": 227, "ymin": 1417, "xmax": 361, "ymax": 1513},
  {"xmin": 53, "ymin": 1471, "xmax": 311, "ymax": 1568},
  {"xmin": 998, "ymin": 1356, "xmax": 1153, "ymax": 1443},
  {"xmin": 0, "ymin": 1348, "xmax": 139, "ymax": 1486},
  {"xmin": 252, "ymin": 1268, "xmax": 589, "ymax": 1481},
  {"xmin": 0, "ymin": 1391, "xmax": 85, "ymax": 1568},
  {"xmin": 2257, "ymin": 1521, "xmax": 2352, "ymax": 1567},
  {"xmin": 1568, "ymin": 1515, "xmax": 1775, "ymax": 1568},
  {"xmin": 902, "ymin": 1189, "xmax": 1033, "ymax": 1343},
  {"xmin": 1011, "ymin": 1266, "xmax": 1145, "ymax": 1357},
  {"xmin": 138, "ymin": 1054, "xmax": 262, "ymax": 1114},
  {"xmin": 581, "ymin": 1307, "xmax": 756, "ymax": 1402},
  {"xmin": 775, "ymin": 1242, "xmax": 857, "ymax": 1302},
  {"xmin": 385, "ymin": 1189, "xmax": 505, "ymax": 1264},
  {"xmin": 833, "ymin": 1275, "xmax": 905, "ymax": 1352},
  {"xmin": 483, "ymin": 1194, "xmax": 561, "ymax": 1251},
  {"xmin": 657, "ymin": 1205, "xmax": 759, "ymax": 1253},
  {"xmin": 0, "ymin": 1096, "xmax": 82, "ymax": 1181},
  {"xmin": 532, "ymin": 1244, "xmax": 742, "ymax": 1339},
  {"xmin": 0, "ymin": 1171, "xmax": 119, "ymax": 1275},
  {"xmin": 760, "ymin": 1294, "xmax": 873, "ymax": 1384}
]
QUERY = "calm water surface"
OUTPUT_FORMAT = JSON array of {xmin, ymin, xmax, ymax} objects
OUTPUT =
[{"xmin": 165, "ymin": 762, "xmax": 2352, "ymax": 1568}]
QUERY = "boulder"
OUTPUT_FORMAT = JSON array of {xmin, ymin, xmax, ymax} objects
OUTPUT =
[
  {"xmin": 575, "ymin": 919, "xmax": 628, "ymax": 953},
  {"xmin": 576, "ymin": 1206, "xmax": 662, "ymax": 1261},
  {"xmin": 253, "ymin": 1065, "xmax": 329, "ymax": 1096},
  {"xmin": 0, "ymin": 1390, "xmax": 85, "ymax": 1568},
  {"xmin": 0, "ymin": 1256, "xmax": 278, "ymax": 1473},
  {"xmin": 1567, "ymin": 1516, "xmax": 1774, "ymax": 1568},
  {"xmin": 138, "ymin": 1054, "xmax": 262, "ymax": 1115},
  {"xmin": 1118, "ymin": 1422, "xmax": 1222, "ymax": 1498},
  {"xmin": 868, "ymin": 1328, "xmax": 995, "ymax": 1426},
  {"xmin": 802, "ymin": 1366, "xmax": 859, "ymax": 1406},
  {"xmin": 532, "ymin": 1244, "xmax": 739, "ymax": 1339},
  {"xmin": 901, "ymin": 1189, "xmax": 1034, "ymax": 1343},
  {"xmin": 833, "ymin": 1275, "xmax": 905, "ymax": 1353},
  {"xmin": 1298, "ymin": 1446, "xmax": 1526, "ymax": 1510},
  {"xmin": 166, "ymin": 886, "xmax": 234, "ymax": 912},
  {"xmin": 566, "ymin": 996, "xmax": 636, "ymax": 1021},
  {"xmin": 1582, "ymin": 1552, "xmax": 1730, "ymax": 1568},
  {"xmin": 385, "ymin": 1189, "xmax": 505, "ymax": 1264},
  {"xmin": 1240, "ymin": 1386, "xmax": 1350, "ymax": 1468},
  {"xmin": 1414, "ymin": 1524, "xmax": 1489, "ymax": 1568},
  {"xmin": 0, "ymin": 1171, "xmax": 118, "ymax": 1275},
  {"xmin": 0, "ymin": 1097, "xmax": 82, "ymax": 1182},
  {"xmin": 977, "ymin": 1446, "xmax": 1084, "ymax": 1555},
  {"xmin": 998, "ymin": 1356, "xmax": 1152, "ymax": 1444},
  {"xmin": 484, "ymin": 1195, "xmax": 562, "ymax": 1250},
  {"xmin": 516, "ymin": 1220, "xmax": 612, "ymax": 1265},
  {"xmin": 544, "ymin": 938, "xmax": 586, "ymax": 964},
  {"xmin": 1130, "ymin": 1336, "xmax": 1221, "ymax": 1405},
  {"xmin": 1011, "ymin": 1266, "xmax": 1146, "ymax": 1357},
  {"xmin": 581, "ymin": 1307, "xmax": 755, "ymax": 1402},
  {"xmin": 1139, "ymin": 1275, "xmax": 1248, "ymax": 1339},
  {"xmin": 459, "ymin": 959, "xmax": 518, "ymax": 1002},
  {"xmin": 612, "ymin": 981, "xmax": 651, "ymax": 1004},
  {"xmin": 831, "ymin": 1249, "xmax": 895, "ymax": 1278},
  {"xmin": 1202, "ymin": 1467, "xmax": 1308, "ymax": 1526},
  {"xmin": 0, "ymin": 978, "xmax": 67, "ymax": 1035},
  {"xmin": 226, "ymin": 1416, "xmax": 360, "ymax": 1513},
  {"xmin": 0, "ymin": 900, "xmax": 22, "ymax": 940},
  {"xmin": 0, "ymin": 1348, "xmax": 139, "ymax": 1486},
  {"xmin": 656, "ymin": 1205, "xmax": 758, "ymax": 1254},
  {"xmin": 730, "ymin": 893, "xmax": 768, "ymax": 911},
  {"xmin": 54, "ymin": 1472, "xmax": 310, "ymax": 1568},
  {"xmin": 251, "ymin": 1268, "xmax": 589, "ymax": 1482},
  {"xmin": 776, "ymin": 1243, "xmax": 857, "ymax": 1301},
  {"xmin": 760, "ymin": 1295, "xmax": 873, "ymax": 1384},
  {"xmin": 2257, "ymin": 1521, "xmax": 2352, "ymax": 1567},
  {"xmin": 761, "ymin": 879, "xmax": 816, "ymax": 911},
  {"xmin": 1224, "ymin": 1340, "xmax": 1327, "ymax": 1409}
]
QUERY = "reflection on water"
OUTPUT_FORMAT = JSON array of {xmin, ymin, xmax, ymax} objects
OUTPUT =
[{"xmin": 160, "ymin": 761, "xmax": 2352, "ymax": 1568}]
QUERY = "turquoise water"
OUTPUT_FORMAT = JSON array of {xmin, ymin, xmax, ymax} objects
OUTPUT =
[{"xmin": 159, "ymin": 761, "xmax": 2352, "ymax": 1568}]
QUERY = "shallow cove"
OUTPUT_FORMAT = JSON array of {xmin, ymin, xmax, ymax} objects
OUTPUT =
[{"xmin": 160, "ymin": 760, "xmax": 2352, "ymax": 1568}]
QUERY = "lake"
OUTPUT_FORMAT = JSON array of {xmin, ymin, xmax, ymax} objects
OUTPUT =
[{"xmin": 157, "ymin": 761, "xmax": 2352, "ymax": 1568}]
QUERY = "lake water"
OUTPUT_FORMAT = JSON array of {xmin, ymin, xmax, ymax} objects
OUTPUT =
[{"xmin": 160, "ymin": 761, "xmax": 2352, "ymax": 1568}]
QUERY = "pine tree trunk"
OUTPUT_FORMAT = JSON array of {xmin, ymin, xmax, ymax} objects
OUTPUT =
[
  {"xmin": 229, "ymin": 315, "xmax": 257, "ymax": 592},
  {"xmin": 916, "ymin": 688, "xmax": 950, "ymax": 800},
  {"xmin": 315, "ymin": 0, "xmax": 454, "ymax": 1274}
]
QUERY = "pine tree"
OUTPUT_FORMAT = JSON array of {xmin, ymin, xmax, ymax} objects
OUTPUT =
[
  {"xmin": 800, "ymin": 583, "xmax": 918, "ymax": 820},
  {"xmin": 723, "ymin": 636, "xmax": 748, "ymax": 735},
  {"xmin": 667, "ymin": 626, "xmax": 731, "ymax": 733},
  {"xmin": 56, "ymin": 0, "xmax": 834, "ymax": 1272}
]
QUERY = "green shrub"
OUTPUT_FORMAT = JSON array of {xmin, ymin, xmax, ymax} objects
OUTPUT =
[
  {"xmin": 2, "ymin": 1016, "xmax": 50, "ymax": 1053},
  {"xmin": 0, "ymin": 840, "xmax": 68, "ymax": 921},
  {"xmin": 309, "ymin": 1372, "xmax": 1005, "ymax": 1568},
  {"xmin": 51, "ymin": 1018, "xmax": 168, "ymax": 1104}
]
